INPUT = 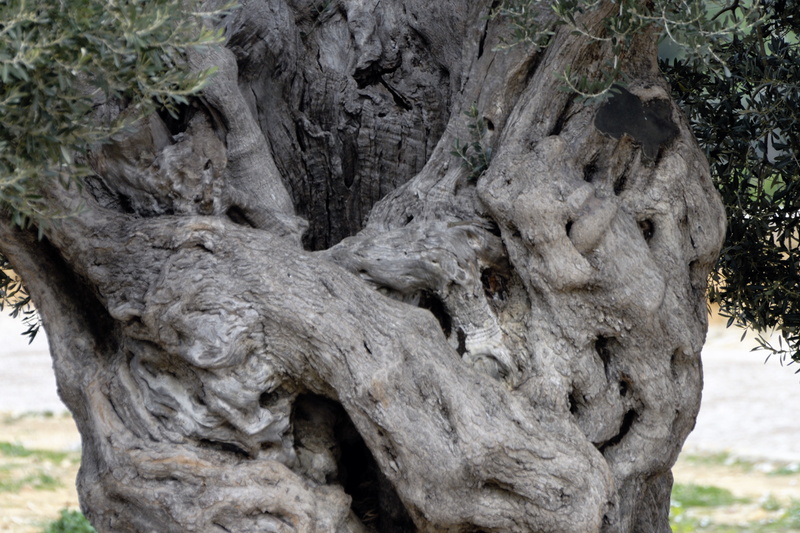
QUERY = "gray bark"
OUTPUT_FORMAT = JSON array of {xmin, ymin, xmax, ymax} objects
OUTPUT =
[{"xmin": 0, "ymin": 1, "xmax": 725, "ymax": 532}]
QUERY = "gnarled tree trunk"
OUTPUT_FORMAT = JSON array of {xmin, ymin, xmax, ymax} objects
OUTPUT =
[{"xmin": 0, "ymin": 1, "xmax": 725, "ymax": 531}]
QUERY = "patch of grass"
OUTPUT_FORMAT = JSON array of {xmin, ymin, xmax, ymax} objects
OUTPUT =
[
  {"xmin": 1, "ymin": 410, "xmax": 64, "ymax": 424},
  {"xmin": 680, "ymin": 451, "xmax": 756, "ymax": 472},
  {"xmin": 769, "ymin": 500, "xmax": 800, "ymax": 530},
  {"xmin": 671, "ymin": 495, "xmax": 800, "ymax": 532},
  {"xmin": 0, "ymin": 446, "xmax": 71, "ymax": 493},
  {"xmin": 0, "ymin": 470, "xmax": 62, "ymax": 492},
  {"xmin": 681, "ymin": 452, "xmax": 800, "ymax": 477},
  {"xmin": 769, "ymin": 462, "xmax": 800, "ymax": 476},
  {"xmin": 0, "ymin": 441, "xmax": 75, "ymax": 463},
  {"xmin": 671, "ymin": 483, "xmax": 747, "ymax": 508},
  {"xmin": 43, "ymin": 508, "xmax": 97, "ymax": 533},
  {"xmin": 0, "ymin": 442, "xmax": 33, "ymax": 457},
  {"xmin": 682, "ymin": 450, "xmax": 734, "ymax": 463},
  {"xmin": 760, "ymin": 494, "xmax": 783, "ymax": 512},
  {"xmin": 26, "ymin": 472, "xmax": 61, "ymax": 490},
  {"xmin": 670, "ymin": 503, "xmax": 710, "ymax": 532}
]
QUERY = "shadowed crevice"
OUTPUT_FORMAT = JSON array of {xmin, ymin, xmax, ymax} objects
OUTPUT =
[
  {"xmin": 418, "ymin": 291, "xmax": 452, "ymax": 337},
  {"xmin": 292, "ymin": 395, "xmax": 417, "ymax": 533},
  {"xmin": 598, "ymin": 409, "xmax": 638, "ymax": 453}
]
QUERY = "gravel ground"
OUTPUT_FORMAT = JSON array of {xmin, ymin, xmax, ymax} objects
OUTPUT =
[{"xmin": 1, "ymin": 312, "xmax": 799, "ymax": 461}]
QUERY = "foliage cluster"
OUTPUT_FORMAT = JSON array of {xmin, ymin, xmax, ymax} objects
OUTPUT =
[
  {"xmin": 0, "ymin": 0, "xmax": 230, "ymax": 339},
  {"xmin": 0, "ymin": 0, "xmax": 227, "ymax": 226},
  {"xmin": 492, "ymin": 0, "xmax": 760, "ymax": 97},
  {"xmin": 43, "ymin": 509, "xmax": 97, "ymax": 533},
  {"xmin": 663, "ymin": 0, "xmax": 800, "ymax": 364},
  {"xmin": 1, "ymin": 256, "xmax": 37, "ymax": 339},
  {"xmin": 451, "ymin": 103, "xmax": 493, "ymax": 181}
]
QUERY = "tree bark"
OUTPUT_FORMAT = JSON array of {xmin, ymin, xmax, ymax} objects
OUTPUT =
[{"xmin": 0, "ymin": 1, "xmax": 725, "ymax": 531}]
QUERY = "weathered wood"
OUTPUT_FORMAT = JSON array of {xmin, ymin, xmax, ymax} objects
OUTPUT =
[{"xmin": 0, "ymin": 1, "xmax": 725, "ymax": 532}]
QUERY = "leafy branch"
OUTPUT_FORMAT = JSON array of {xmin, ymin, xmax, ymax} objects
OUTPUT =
[
  {"xmin": 663, "ymin": 1, "xmax": 800, "ymax": 364},
  {"xmin": 0, "ymin": 0, "xmax": 233, "ymax": 229},
  {"xmin": 0, "ymin": 256, "xmax": 38, "ymax": 342},
  {"xmin": 451, "ymin": 103, "xmax": 492, "ymax": 181},
  {"xmin": 0, "ymin": 0, "xmax": 236, "ymax": 340},
  {"xmin": 493, "ymin": 0, "xmax": 762, "ymax": 98}
]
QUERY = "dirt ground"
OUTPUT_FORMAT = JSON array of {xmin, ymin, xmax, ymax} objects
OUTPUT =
[
  {"xmin": 0, "ymin": 414, "xmax": 81, "ymax": 533},
  {"xmin": 673, "ymin": 457, "xmax": 800, "ymax": 527}
]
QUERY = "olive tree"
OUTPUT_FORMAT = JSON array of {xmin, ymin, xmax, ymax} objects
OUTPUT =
[{"xmin": 0, "ymin": 1, "xmax": 726, "ymax": 531}]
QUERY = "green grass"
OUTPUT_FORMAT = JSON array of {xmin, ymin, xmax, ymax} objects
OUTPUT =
[
  {"xmin": 670, "ymin": 483, "xmax": 749, "ymax": 532},
  {"xmin": 769, "ymin": 500, "xmax": 800, "ymax": 530},
  {"xmin": 672, "ymin": 483, "xmax": 747, "ymax": 508},
  {"xmin": 680, "ymin": 451, "xmax": 757, "ymax": 472},
  {"xmin": 0, "ymin": 442, "xmax": 73, "ymax": 463},
  {"xmin": 0, "ymin": 467, "xmax": 62, "ymax": 492},
  {"xmin": 670, "ymin": 504, "xmax": 710, "ymax": 532},
  {"xmin": 769, "ymin": 463, "xmax": 800, "ymax": 476},
  {"xmin": 670, "ymin": 510, "xmax": 800, "ymax": 532},
  {"xmin": 680, "ymin": 451, "xmax": 800, "ymax": 478},
  {"xmin": 681, "ymin": 451, "xmax": 737, "ymax": 465},
  {"xmin": 761, "ymin": 494, "xmax": 783, "ymax": 512},
  {"xmin": 670, "ymin": 480, "xmax": 800, "ymax": 532},
  {"xmin": 42, "ymin": 509, "xmax": 97, "ymax": 533},
  {"xmin": 0, "ymin": 441, "xmax": 77, "ymax": 493}
]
